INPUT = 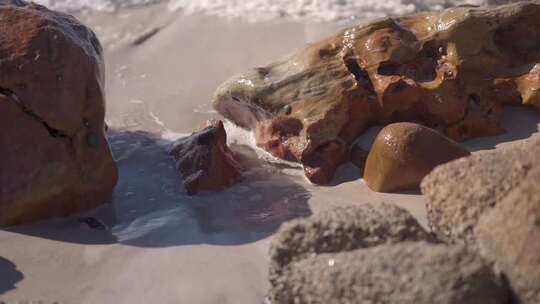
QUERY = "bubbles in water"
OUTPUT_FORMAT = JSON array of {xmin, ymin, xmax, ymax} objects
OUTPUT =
[{"xmin": 35, "ymin": 0, "xmax": 519, "ymax": 21}]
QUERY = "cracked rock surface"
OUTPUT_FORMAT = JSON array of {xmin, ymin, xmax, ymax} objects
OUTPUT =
[
  {"xmin": 213, "ymin": 2, "xmax": 540, "ymax": 184},
  {"xmin": 0, "ymin": 2, "xmax": 118, "ymax": 226}
]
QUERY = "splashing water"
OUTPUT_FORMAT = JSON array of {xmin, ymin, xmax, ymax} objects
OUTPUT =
[{"xmin": 34, "ymin": 0, "xmax": 519, "ymax": 21}]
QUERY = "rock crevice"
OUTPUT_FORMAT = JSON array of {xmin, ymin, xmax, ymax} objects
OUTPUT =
[{"xmin": 0, "ymin": 87, "xmax": 70, "ymax": 139}]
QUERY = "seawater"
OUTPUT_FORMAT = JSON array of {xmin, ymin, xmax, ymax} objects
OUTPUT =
[{"xmin": 35, "ymin": 0, "xmax": 514, "ymax": 21}]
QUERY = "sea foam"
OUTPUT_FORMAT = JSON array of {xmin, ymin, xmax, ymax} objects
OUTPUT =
[{"xmin": 35, "ymin": 0, "xmax": 514, "ymax": 21}]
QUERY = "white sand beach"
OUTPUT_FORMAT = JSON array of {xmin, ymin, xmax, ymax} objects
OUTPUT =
[{"xmin": 1, "ymin": 1, "xmax": 539, "ymax": 303}]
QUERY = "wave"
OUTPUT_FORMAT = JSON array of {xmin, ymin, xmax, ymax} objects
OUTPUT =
[{"xmin": 34, "ymin": 0, "xmax": 517, "ymax": 21}]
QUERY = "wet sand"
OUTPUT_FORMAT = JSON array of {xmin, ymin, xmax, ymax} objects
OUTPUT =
[{"xmin": 1, "ymin": 4, "xmax": 539, "ymax": 303}]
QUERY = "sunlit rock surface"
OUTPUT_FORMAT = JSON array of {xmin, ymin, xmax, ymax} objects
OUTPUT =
[
  {"xmin": 268, "ymin": 203, "xmax": 432, "ymax": 284},
  {"xmin": 421, "ymin": 135, "xmax": 540, "ymax": 244},
  {"xmin": 214, "ymin": 2, "xmax": 540, "ymax": 184},
  {"xmin": 0, "ymin": 2, "xmax": 118, "ymax": 226},
  {"xmin": 364, "ymin": 122, "xmax": 470, "ymax": 193},
  {"xmin": 270, "ymin": 242, "xmax": 509, "ymax": 304},
  {"xmin": 476, "ymin": 166, "xmax": 540, "ymax": 304},
  {"xmin": 169, "ymin": 120, "xmax": 241, "ymax": 195}
]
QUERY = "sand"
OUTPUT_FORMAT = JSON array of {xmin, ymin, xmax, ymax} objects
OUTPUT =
[{"xmin": 1, "ymin": 3, "xmax": 539, "ymax": 303}]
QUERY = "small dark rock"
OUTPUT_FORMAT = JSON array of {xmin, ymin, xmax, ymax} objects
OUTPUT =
[{"xmin": 170, "ymin": 120, "xmax": 241, "ymax": 195}]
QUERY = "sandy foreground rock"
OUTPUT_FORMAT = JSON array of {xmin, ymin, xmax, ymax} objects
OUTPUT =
[
  {"xmin": 270, "ymin": 242, "xmax": 509, "ymax": 304},
  {"xmin": 213, "ymin": 2, "xmax": 540, "ymax": 184},
  {"xmin": 169, "ymin": 120, "xmax": 241, "ymax": 195},
  {"xmin": 475, "ymin": 166, "xmax": 540, "ymax": 304},
  {"xmin": 421, "ymin": 136, "xmax": 540, "ymax": 244},
  {"xmin": 364, "ymin": 122, "xmax": 470, "ymax": 193},
  {"xmin": 0, "ymin": 2, "xmax": 118, "ymax": 226},
  {"xmin": 269, "ymin": 203, "xmax": 431, "ymax": 281}
]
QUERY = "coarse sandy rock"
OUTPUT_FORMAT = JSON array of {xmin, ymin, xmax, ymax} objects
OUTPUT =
[
  {"xmin": 269, "ymin": 241, "xmax": 509, "ymax": 304},
  {"xmin": 269, "ymin": 203, "xmax": 431, "ymax": 282},
  {"xmin": 169, "ymin": 120, "xmax": 241, "ymax": 195},
  {"xmin": 476, "ymin": 167, "xmax": 540, "ymax": 304},
  {"xmin": 213, "ymin": 2, "xmax": 540, "ymax": 184},
  {"xmin": 0, "ymin": 2, "xmax": 118, "ymax": 226},
  {"xmin": 421, "ymin": 136, "xmax": 540, "ymax": 244},
  {"xmin": 363, "ymin": 122, "xmax": 470, "ymax": 193}
]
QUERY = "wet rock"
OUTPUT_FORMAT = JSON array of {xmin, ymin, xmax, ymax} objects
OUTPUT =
[
  {"xmin": 421, "ymin": 136, "xmax": 540, "ymax": 244},
  {"xmin": 270, "ymin": 242, "xmax": 509, "ymax": 304},
  {"xmin": 213, "ymin": 2, "xmax": 540, "ymax": 184},
  {"xmin": 364, "ymin": 122, "xmax": 470, "ymax": 193},
  {"xmin": 0, "ymin": 3, "xmax": 118, "ymax": 226},
  {"xmin": 269, "ymin": 203, "xmax": 431, "ymax": 282},
  {"xmin": 476, "ymin": 167, "xmax": 540, "ymax": 304},
  {"xmin": 170, "ymin": 120, "xmax": 241, "ymax": 195}
]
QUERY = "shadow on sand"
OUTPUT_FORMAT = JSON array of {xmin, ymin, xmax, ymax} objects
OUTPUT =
[
  {"xmin": 4, "ymin": 107, "xmax": 538, "ymax": 245},
  {"xmin": 0, "ymin": 257, "xmax": 23, "ymax": 295},
  {"xmin": 4, "ymin": 130, "xmax": 311, "ymax": 248}
]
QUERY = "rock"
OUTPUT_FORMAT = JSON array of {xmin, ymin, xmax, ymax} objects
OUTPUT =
[
  {"xmin": 364, "ymin": 122, "xmax": 470, "ymax": 193},
  {"xmin": 0, "ymin": 3, "xmax": 118, "ymax": 226},
  {"xmin": 517, "ymin": 62, "xmax": 540, "ymax": 111},
  {"xmin": 476, "ymin": 167, "xmax": 540, "ymax": 304},
  {"xmin": 169, "ymin": 120, "xmax": 241, "ymax": 195},
  {"xmin": 270, "ymin": 242, "xmax": 509, "ymax": 304},
  {"xmin": 269, "ymin": 203, "xmax": 431, "ymax": 282},
  {"xmin": 349, "ymin": 143, "xmax": 369, "ymax": 169},
  {"xmin": 421, "ymin": 137, "xmax": 540, "ymax": 244},
  {"xmin": 213, "ymin": 2, "xmax": 540, "ymax": 184}
]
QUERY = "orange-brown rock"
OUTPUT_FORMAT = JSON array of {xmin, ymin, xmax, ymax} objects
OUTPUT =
[
  {"xmin": 213, "ymin": 2, "xmax": 540, "ymax": 184},
  {"xmin": 364, "ymin": 123, "xmax": 470, "ymax": 193},
  {"xmin": 169, "ymin": 120, "xmax": 241, "ymax": 195},
  {"xmin": 517, "ymin": 63, "xmax": 540, "ymax": 110},
  {"xmin": 0, "ymin": 2, "xmax": 118, "ymax": 226}
]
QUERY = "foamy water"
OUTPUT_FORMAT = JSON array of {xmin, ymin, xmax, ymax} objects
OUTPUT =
[{"xmin": 34, "ymin": 0, "xmax": 517, "ymax": 21}]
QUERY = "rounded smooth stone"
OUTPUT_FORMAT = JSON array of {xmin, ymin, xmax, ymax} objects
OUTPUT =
[
  {"xmin": 364, "ymin": 122, "xmax": 470, "ymax": 193},
  {"xmin": 0, "ymin": 3, "xmax": 118, "ymax": 226}
]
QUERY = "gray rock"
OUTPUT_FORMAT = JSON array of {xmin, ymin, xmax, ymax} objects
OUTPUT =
[
  {"xmin": 269, "ymin": 203, "xmax": 431, "ymax": 282},
  {"xmin": 476, "ymin": 167, "xmax": 540, "ymax": 304},
  {"xmin": 420, "ymin": 137, "xmax": 540, "ymax": 244},
  {"xmin": 270, "ymin": 242, "xmax": 509, "ymax": 304}
]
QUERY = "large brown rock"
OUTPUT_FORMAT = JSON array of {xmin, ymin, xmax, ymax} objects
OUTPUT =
[
  {"xmin": 213, "ymin": 3, "xmax": 540, "ymax": 184},
  {"xmin": 421, "ymin": 136, "xmax": 540, "ymax": 244},
  {"xmin": 364, "ymin": 122, "xmax": 470, "ymax": 193},
  {"xmin": 169, "ymin": 120, "xmax": 241, "ymax": 195},
  {"xmin": 270, "ymin": 242, "xmax": 509, "ymax": 304},
  {"xmin": 0, "ymin": 2, "xmax": 118, "ymax": 226},
  {"xmin": 476, "ymin": 167, "xmax": 540, "ymax": 304},
  {"xmin": 269, "ymin": 203, "xmax": 431, "ymax": 282}
]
